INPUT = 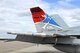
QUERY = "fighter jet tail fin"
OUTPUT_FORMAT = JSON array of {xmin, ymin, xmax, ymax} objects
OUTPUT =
[{"xmin": 30, "ymin": 7, "xmax": 68, "ymax": 33}]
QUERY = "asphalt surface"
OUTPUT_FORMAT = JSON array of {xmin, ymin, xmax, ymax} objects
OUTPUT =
[{"xmin": 0, "ymin": 40, "xmax": 64, "ymax": 53}]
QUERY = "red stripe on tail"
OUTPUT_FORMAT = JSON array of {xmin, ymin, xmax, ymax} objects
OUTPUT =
[{"xmin": 30, "ymin": 7, "xmax": 45, "ymax": 23}]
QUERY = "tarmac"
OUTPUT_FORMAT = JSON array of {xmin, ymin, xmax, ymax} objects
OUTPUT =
[{"xmin": 0, "ymin": 40, "xmax": 64, "ymax": 53}]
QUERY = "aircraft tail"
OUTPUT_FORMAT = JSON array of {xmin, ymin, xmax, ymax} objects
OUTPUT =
[{"xmin": 30, "ymin": 7, "xmax": 68, "ymax": 33}]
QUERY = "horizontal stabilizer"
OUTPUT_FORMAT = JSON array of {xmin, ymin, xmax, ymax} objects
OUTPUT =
[{"xmin": 7, "ymin": 32, "xmax": 80, "ymax": 45}]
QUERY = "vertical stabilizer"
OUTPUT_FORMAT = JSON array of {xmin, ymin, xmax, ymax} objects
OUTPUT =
[{"xmin": 30, "ymin": 7, "xmax": 68, "ymax": 34}]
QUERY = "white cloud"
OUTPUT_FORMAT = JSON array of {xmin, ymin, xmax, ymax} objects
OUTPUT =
[{"xmin": 0, "ymin": 0, "xmax": 33, "ymax": 38}]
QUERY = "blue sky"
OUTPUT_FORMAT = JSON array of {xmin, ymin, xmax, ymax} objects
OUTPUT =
[
  {"xmin": 43, "ymin": 0, "xmax": 80, "ymax": 8},
  {"xmin": 44, "ymin": 0, "xmax": 80, "ymax": 4},
  {"xmin": 43, "ymin": 0, "xmax": 59, "ymax": 3},
  {"xmin": 43, "ymin": 0, "xmax": 80, "ymax": 9},
  {"xmin": 70, "ymin": 0, "xmax": 80, "ymax": 7},
  {"xmin": 43, "ymin": 0, "xmax": 80, "ymax": 6},
  {"xmin": 0, "ymin": 0, "xmax": 80, "ymax": 39}
]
